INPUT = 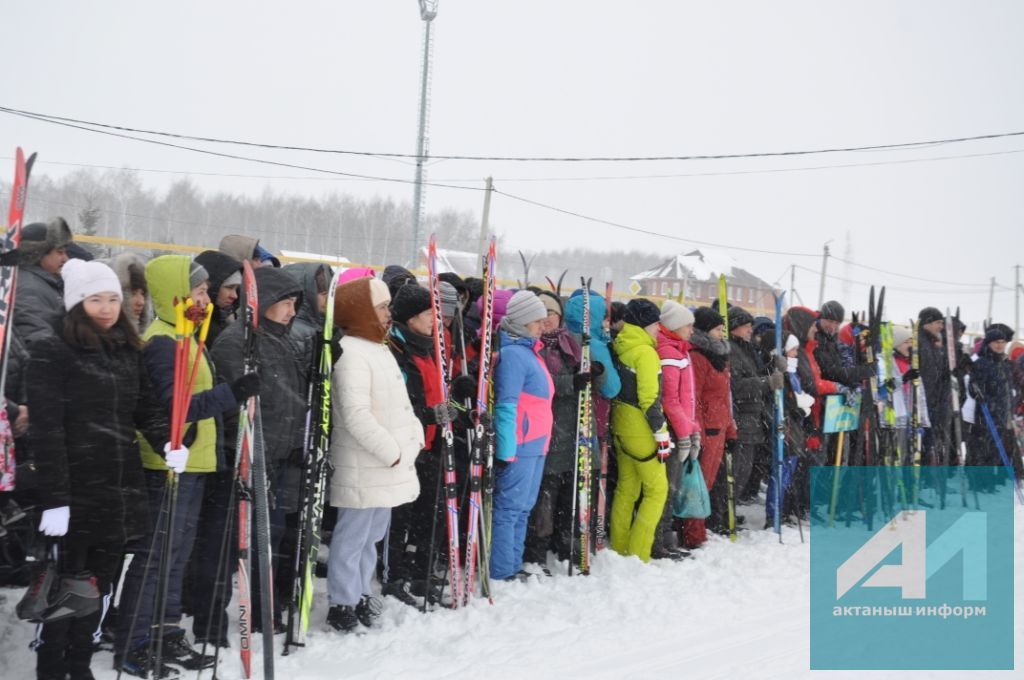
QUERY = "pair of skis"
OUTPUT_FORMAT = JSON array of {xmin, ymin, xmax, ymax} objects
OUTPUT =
[
  {"xmin": 235, "ymin": 261, "xmax": 275, "ymax": 679},
  {"xmin": 569, "ymin": 279, "xmax": 593, "ymax": 576},
  {"xmin": 0, "ymin": 148, "xmax": 36, "ymax": 492},
  {"xmin": 284, "ymin": 272, "xmax": 340, "ymax": 652},
  {"xmin": 463, "ymin": 237, "xmax": 497, "ymax": 603},
  {"xmin": 717, "ymin": 275, "xmax": 737, "ymax": 542}
]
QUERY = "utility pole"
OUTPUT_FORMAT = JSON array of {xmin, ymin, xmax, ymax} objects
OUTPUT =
[
  {"xmin": 410, "ymin": 0, "xmax": 438, "ymax": 265},
  {"xmin": 987, "ymin": 276, "xmax": 996, "ymax": 324},
  {"xmin": 790, "ymin": 264, "xmax": 796, "ymax": 311},
  {"xmin": 1016, "ymin": 264, "xmax": 1020, "ymax": 338},
  {"xmin": 817, "ymin": 242, "xmax": 831, "ymax": 309},
  {"xmin": 477, "ymin": 176, "xmax": 493, "ymax": 265}
]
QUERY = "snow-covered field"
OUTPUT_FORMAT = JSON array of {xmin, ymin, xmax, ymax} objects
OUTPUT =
[{"xmin": 1, "ymin": 501, "xmax": 1020, "ymax": 680}]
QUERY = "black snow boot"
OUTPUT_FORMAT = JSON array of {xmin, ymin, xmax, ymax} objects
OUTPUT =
[
  {"xmin": 113, "ymin": 641, "xmax": 182, "ymax": 679},
  {"xmin": 355, "ymin": 595, "xmax": 383, "ymax": 627},
  {"xmin": 326, "ymin": 605, "xmax": 359, "ymax": 633},
  {"xmin": 162, "ymin": 629, "xmax": 216, "ymax": 670},
  {"xmin": 381, "ymin": 579, "xmax": 420, "ymax": 608}
]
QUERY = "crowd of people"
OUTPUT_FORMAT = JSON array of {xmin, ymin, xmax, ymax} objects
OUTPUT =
[{"xmin": 1, "ymin": 217, "xmax": 1021, "ymax": 680}]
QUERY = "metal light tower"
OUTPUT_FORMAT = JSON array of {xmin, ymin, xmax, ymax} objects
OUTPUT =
[{"xmin": 410, "ymin": 0, "xmax": 438, "ymax": 265}]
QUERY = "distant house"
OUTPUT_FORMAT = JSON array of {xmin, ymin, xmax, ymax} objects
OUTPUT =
[
  {"xmin": 630, "ymin": 248, "xmax": 775, "ymax": 315},
  {"xmin": 418, "ymin": 246, "xmax": 479, "ymax": 277}
]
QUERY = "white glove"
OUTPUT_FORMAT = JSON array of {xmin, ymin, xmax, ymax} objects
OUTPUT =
[
  {"xmin": 796, "ymin": 392, "xmax": 815, "ymax": 417},
  {"xmin": 163, "ymin": 443, "xmax": 189, "ymax": 474},
  {"xmin": 689, "ymin": 432, "xmax": 702, "ymax": 460},
  {"xmin": 39, "ymin": 506, "xmax": 70, "ymax": 536},
  {"xmin": 654, "ymin": 429, "xmax": 673, "ymax": 462}
]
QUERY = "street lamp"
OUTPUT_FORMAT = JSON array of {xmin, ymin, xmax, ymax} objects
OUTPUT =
[{"xmin": 410, "ymin": 0, "xmax": 439, "ymax": 265}]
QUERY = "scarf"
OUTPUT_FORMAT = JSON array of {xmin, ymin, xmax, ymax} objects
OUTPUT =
[
  {"xmin": 540, "ymin": 326, "xmax": 582, "ymax": 376},
  {"xmin": 690, "ymin": 327, "xmax": 730, "ymax": 372}
]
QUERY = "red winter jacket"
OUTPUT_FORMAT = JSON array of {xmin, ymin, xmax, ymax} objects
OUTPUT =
[
  {"xmin": 656, "ymin": 325, "xmax": 700, "ymax": 439},
  {"xmin": 691, "ymin": 348, "xmax": 737, "ymax": 439},
  {"xmin": 804, "ymin": 337, "xmax": 839, "ymax": 429}
]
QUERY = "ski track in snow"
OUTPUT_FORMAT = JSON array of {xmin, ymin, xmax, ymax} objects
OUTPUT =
[{"xmin": 1, "ymin": 501, "xmax": 1020, "ymax": 680}]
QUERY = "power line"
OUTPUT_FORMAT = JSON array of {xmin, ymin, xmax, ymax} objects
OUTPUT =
[
  {"xmin": 794, "ymin": 264, "xmax": 1009, "ymax": 295},
  {"xmin": 1, "ymin": 107, "xmax": 483, "ymax": 194},
  {"xmin": 494, "ymin": 189, "xmax": 821, "ymax": 258},
  {"xmin": 831, "ymin": 254, "xmax": 995, "ymax": 288},
  {"xmin": 11, "ymin": 143, "xmax": 1024, "ymax": 185},
  {"xmin": 4, "ymin": 104, "xmax": 1024, "ymax": 163}
]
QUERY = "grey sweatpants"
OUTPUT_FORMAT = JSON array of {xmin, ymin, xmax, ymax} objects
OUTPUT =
[{"xmin": 327, "ymin": 506, "xmax": 391, "ymax": 607}]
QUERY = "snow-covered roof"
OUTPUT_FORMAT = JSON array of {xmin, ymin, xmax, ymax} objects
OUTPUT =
[
  {"xmin": 419, "ymin": 246, "xmax": 479, "ymax": 277},
  {"xmin": 279, "ymin": 249, "xmax": 352, "ymax": 266},
  {"xmin": 631, "ymin": 248, "xmax": 765, "ymax": 286}
]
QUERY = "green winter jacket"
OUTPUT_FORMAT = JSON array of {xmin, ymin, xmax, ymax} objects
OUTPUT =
[
  {"xmin": 138, "ymin": 255, "xmax": 218, "ymax": 473},
  {"xmin": 611, "ymin": 322, "xmax": 666, "ymax": 460}
]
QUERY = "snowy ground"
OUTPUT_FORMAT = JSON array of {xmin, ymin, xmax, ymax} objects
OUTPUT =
[{"xmin": 1, "ymin": 500, "xmax": 1020, "ymax": 680}]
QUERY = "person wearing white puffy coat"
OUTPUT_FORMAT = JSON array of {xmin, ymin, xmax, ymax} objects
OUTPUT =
[{"xmin": 326, "ymin": 276, "xmax": 424, "ymax": 631}]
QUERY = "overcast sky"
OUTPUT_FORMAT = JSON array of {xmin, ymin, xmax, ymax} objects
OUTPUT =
[{"xmin": 4, "ymin": 1, "xmax": 1023, "ymax": 329}]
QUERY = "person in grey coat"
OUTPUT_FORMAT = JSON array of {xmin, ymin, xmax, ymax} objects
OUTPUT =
[{"xmin": 13, "ymin": 217, "xmax": 73, "ymax": 346}]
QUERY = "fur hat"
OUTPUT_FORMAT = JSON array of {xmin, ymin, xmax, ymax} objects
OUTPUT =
[
  {"xmin": 727, "ymin": 305, "xmax": 755, "ymax": 330},
  {"xmin": 20, "ymin": 218, "xmax": 73, "ymax": 266},
  {"xmin": 694, "ymin": 306, "xmax": 725, "ymax": 333}
]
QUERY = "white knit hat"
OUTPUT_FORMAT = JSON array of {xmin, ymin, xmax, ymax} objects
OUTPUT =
[
  {"xmin": 892, "ymin": 324, "xmax": 912, "ymax": 347},
  {"xmin": 62, "ymin": 258, "xmax": 123, "ymax": 311},
  {"xmin": 660, "ymin": 299, "xmax": 695, "ymax": 331},
  {"xmin": 785, "ymin": 334, "xmax": 800, "ymax": 353},
  {"xmin": 368, "ymin": 278, "xmax": 391, "ymax": 308}
]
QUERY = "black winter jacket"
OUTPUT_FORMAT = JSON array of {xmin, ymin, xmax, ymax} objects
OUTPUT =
[
  {"xmin": 813, "ymin": 328, "xmax": 872, "ymax": 388},
  {"xmin": 210, "ymin": 268, "xmax": 308, "ymax": 465},
  {"xmin": 27, "ymin": 331, "xmax": 168, "ymax": 545},
  {"xmin": 283, "ymin": 262, "xmax": 330, "ymax": 372},
  {"xmin": 13, "ymin": 265, "xmax": 64, "ymax": 347},
  {"xmin": 729, "ymin": 336, "xmax": 771, "ymax": 444},
  {"xmin": 919, "ymin": 329, "xmax": 951, "ymax": 428}
]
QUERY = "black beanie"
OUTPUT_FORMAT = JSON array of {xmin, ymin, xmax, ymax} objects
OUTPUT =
[
  {"xmin": 819, "ymin": 300, "xmax": 845, "ymax": 322},
  {"xmin": 622, "ymin": 298, "xmax": 660, "ymax": 328},
  {"xmin": 694, "ymin": 306, "xmax": 725, "ymax": 333},
  {"xmin": 727, "ymin": 306, "xmax": 755, "ymax": 329},
  {"xmin": 918, "ymin": 307, "xmax": 943, "ymax": 325},
  {"xmin": 390, "ymin": 283, "xmax": 432, "ymax": 324}
]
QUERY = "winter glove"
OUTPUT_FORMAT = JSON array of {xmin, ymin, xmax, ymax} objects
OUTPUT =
[
  {"xmin": 427, "ymin": 403, "xmax": 459, "ymax": 425},
  {"xmin": 675, "ymin": 438, "xmax": 692, "ymax": 462},
  {"xmin": 795, "ymin": 391, "xmax": 815, "ymax": 417},
  {"xmin": 654, "ymin": 428, "xmax": 673, "ymax": 463},
  {"xmin": 163, "ymin": 443, "xmax": 189, "ymax": 474},
  {"xmin": 472, "ymin": 409, "xmax": 494, "ymax": 430},
  {"xmin": 767, "ymin": 372, "xmax": 784, "ymax": 391},
  {"xmin": 591, "ymin": 361, "xmax": 605, "ymax": 378},
  {"xmin": 901, "ymin": 368, "xmax": 920, "ymax": 384},
  {"xmin": 230, "ymin": 373, "xmax": 261, "ymax": 403},
  {"xmin": 774, "ymin": 355, "xmax": 789, "ymax": 373},
  {"xmin": 495, "ymin": 458, "xmax": 513, "ymax": 471},
  {"xmin": 968, "ymin": 379, "xmax": 984, "ymax": 402},
  {"xmin": 38, "ymin": 506, "xmax": 69, "ymax": 537},
  {"xmin": 329, "ymin": 336, "xmax": 343, "ymax": 364},
  {"xmin": 450, "ymin": 374, "xmax": 477, "ymax": 403},
  {"xmin": 689, "ymin": 432, "xmax": 702, "ymax": 460},
  {"xmin": 0, "ymin": 248, "xmax": 20, "ymax": 267},
  {"xmin": 573, "ymin": 372, "xmax": 593, "ymax": 391}
]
